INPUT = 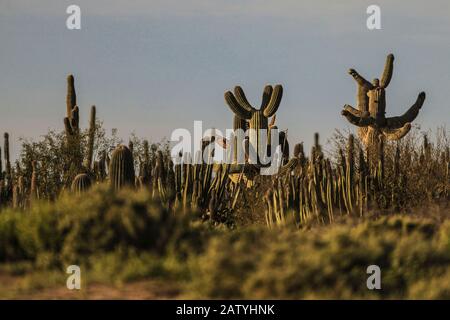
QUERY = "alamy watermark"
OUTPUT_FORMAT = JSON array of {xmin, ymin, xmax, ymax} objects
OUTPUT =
[
  {"xmin": 66, "ymin": 5, "xmax": 81, "ymax": 30},
  {"xmin": 66, "ymin": 265, "xmax": 81, "ymax": 290},
  {"xmin": 366, "ymin": 265, "xmax": 381, "ymax": 290},
  {"xmin": 170, "ymin": 121, "xmax": 287, "ymax": 175}
]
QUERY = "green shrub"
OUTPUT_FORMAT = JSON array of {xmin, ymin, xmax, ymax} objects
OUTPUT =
[
  {"xmin": 188, "ymin": 216, "xmax": 450, "ymax": 299},
  {"xmin": 0, "ymin": 184, "xmax": 207, "ymax": 267}
]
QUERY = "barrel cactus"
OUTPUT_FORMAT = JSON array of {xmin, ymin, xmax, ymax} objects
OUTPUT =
[
  {"xmin": 341, "ymin": 54, "xmax": 426, "ymax": 151},
  {"xmin": 109, "ymin": 145, "xmax": 135, "ymax": 190},
  {"xmin": 71, "ymin": 173, "xmax": 92, "ymax": 194}
]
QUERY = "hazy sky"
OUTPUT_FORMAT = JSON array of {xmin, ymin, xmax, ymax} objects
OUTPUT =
[{"xmin": 1, "ymin": 0, "xmax": 449, "ymax": 159}]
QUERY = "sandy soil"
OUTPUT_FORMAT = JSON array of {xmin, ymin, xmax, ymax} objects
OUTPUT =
[{"xmin": 0, "ymin": 272, "xmax": 182, "ymax": 300}]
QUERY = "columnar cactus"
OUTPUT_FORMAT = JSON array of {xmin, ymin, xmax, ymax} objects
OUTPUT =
[
  {"xmin": 30, "ymin": 160, "xmax": 38, "ymax": 203},
  {"xmin": 341, "ymin": 54, "xmax": 426, "ymax": 150},
  {"xmin": 225, "ymin": 85, "xmax": 283, "ymax": 165},
  {"xmin": 71, "ymin": 173, "xmax": 92, "ymax": 194},
  {"xmin": 232, "ymin": 115, "xmax": 248, "ymax": 163},
  {"xmin": 109, "ymin": 145, "xmax": 135, "ymax": 190},
  {"xmin": 63, "ymin": 74, "xmax": 84, "ymax": 182},
  {"xmin": 64, "ymin": 74, "xmax": 79, "ymax": 137},
  {"xmin": 83, "ymin": 105, "xmax": 96, "ymax": 170},
  {"xmin": 3, "ymin": 133, "xmax": 11, "ymax": 189}
]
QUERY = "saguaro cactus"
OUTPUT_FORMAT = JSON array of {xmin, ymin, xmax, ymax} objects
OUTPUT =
[
  {"xmin": 63, "ymin": 74, "xmax": 83, "ymax": 180},
  {"xmin": 109, "ymin": 145, "xmax": 135, "ymax": 190},
  {"xmin": 225, "ymin": 85, "xmax": 283, "ymax": 165},
  {"xmin": 3, "ymin": 133, "xmax": 11, "ymax": 188},
  {"xmin": 83, "ymin": 105, "xmax": 96, "ymax": 170},
  {"xmin": 341, "ymin": 54, "xmax": 426, "ymax": 150},
  {"xmin": 64, "ymin": 74, "xmax": 79, "ymax": 137}
]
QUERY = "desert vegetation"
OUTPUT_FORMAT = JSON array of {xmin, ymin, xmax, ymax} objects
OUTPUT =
[{"xmin": 0, "ymin": 54, "xmax": 449, "ymax": 299}]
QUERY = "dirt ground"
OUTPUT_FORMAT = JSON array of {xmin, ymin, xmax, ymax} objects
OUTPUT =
[{"xmin": 0, "ymin": 272, "xmax": 182, "ymax": 300}]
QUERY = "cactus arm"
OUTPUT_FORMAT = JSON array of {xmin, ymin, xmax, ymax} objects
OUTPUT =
[
  {"xmin": 224, "ymin": 91, "xmax": 253, "ymax": 120},
  {"xmin": 386, "ymin": 92, "xmax": 426, "ymax": 129},
  {"xmin": 260, "ymin": 85, "xmax": 273, "ymax": 109},
  {"xmin": 66, "ymin": 74, "xmax": 76, "ymax": 118},
  {"xmin": 343, "ymin": 104, "xmax": 363, "ymax": 117},
  {"xmin": 349, "ymin": 69, "xmax": 372, "ymax": 112},
  {"xmin": 263, "ymin": 84, "xmax": 283, "ymax": 117},
  {"xmin": 380, "ymin": 54, "xmax": 394, "ymax": 88},
  {"xmin": 341, "ymin": 108, "xmax": 374, "ymax": 127},
  {"xmin": 381, "ymin": 123, "xmax": 412, "ymax": 141},
  {"xmin": 233, "ymin": 86, "xmax": 255, "ymax": 112},
  {"xmin": 349, "ymin": 69, "xmax": 373, "ymax": 88}
]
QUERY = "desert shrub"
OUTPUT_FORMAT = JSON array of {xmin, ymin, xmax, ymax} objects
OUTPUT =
[
  {"xmin": 188, "ymin": 215, "xmax": 450, "ymax": 299},
  {"xmin": 0, "ymin": 211, "xmax": 25, "ymax": 261},
  {"xmin": 0, "ymin": 185, "xmax": 208, "ymax": 267}
]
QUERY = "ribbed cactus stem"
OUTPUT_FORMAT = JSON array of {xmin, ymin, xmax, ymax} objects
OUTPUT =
[
  {"xmin": 66, "ymin": 74, "xmax": 76, "ymax": 119},
  {"xmin": 71, "ymin": 173, "xmax": 92, "ymax": 194},
  {"xmin": 84, "ymin": 106, "xmax": 96, "ymax": 170},
  {"xmin": 347, "ymin": 134, "xmax": 355, "ymax": 185},
  {"xmin": 64, "ymin": 74, "xmax": 79, "ymax": 136},
  {"xmin": 109, "ymin": 145, "xmax": 135, "ymax": 191},
  {"xmin": 30, "ymin": 160, "xmax": 38, "ymax": 202},
  {"xmin": 3, "ymin": 133, "xmax": 11, "ymax": 182},
  {"xmin": 233, "ymin": 115, "xmax": 247, "ymax": 163}
]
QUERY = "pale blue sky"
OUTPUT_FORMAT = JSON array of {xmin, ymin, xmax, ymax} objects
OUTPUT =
[{"xmin": 1, "ymin": 0, "xmax": 449, "ymax": 158}]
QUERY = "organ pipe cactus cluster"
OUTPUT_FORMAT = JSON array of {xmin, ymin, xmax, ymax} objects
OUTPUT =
[
  {"xmin": 341, "ymin": 54, "xmax": 426, "ymax": 151},
  {"xmin": 265, "ymin": 133, "xmax": 374, "ymax": 226}
]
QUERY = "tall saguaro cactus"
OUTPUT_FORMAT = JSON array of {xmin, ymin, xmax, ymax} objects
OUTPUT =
[
  {"xmin": 3, "ymin": 133, "xmax": 11, "ymax": 188},
  {"xmin": 341, "ymin": 54, "xmax": 426, "ymax": 150},
  {"xmin": 64, "ymin": 74, "xmax": 79, "ymax": 138},
  {"xmin": 63, "ymin": 74, "xmax": 83, "ymax": 180},
  {"xmin": 224, "ymin": 85, "xmax": 283, "ymax": 165},
  {"xmin": 83, "ymin": 105, "xmax": 96, "ymax": 171}
]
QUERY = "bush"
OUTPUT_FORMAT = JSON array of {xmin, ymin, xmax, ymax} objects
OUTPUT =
[
  {"xmin": 188, "ymin": 216, "xmax": 450, "ymax": 299},
  {"xmin": 0, "ymin": 185, "xmax": 207, "ymax": 267}
]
